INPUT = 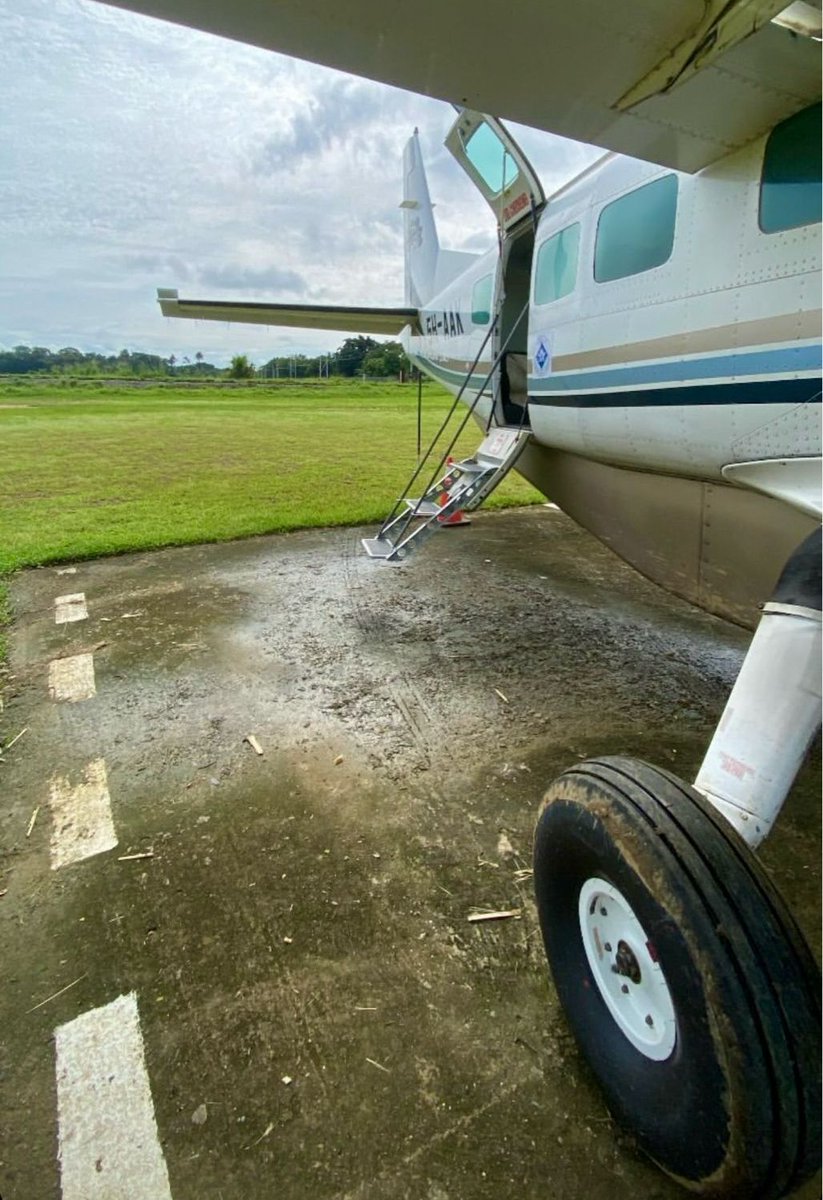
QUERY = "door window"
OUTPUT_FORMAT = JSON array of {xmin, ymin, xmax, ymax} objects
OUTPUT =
[
  {"xmin": 534, "ymin": 223, "xmax": 580, "ymax": 305},
  {"xmin": 465, "ymin": 124, "xmax": 518, "ymax": 195}
]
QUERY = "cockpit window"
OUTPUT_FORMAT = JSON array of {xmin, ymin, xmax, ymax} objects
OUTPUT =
[
  {"xmin": 760, "ymin": 102, "xmax": 822, "ymax": 234},
  {"xmin": 534, "ymin": 223, "xmax": 580, "ymax": 305},
  {"xmin": 465, "ymin": 124, "xmax": 518, "ymax": 195},
  {"xmin": 471, "ymin": 274, "xmax": 493, "ymax": 325}
]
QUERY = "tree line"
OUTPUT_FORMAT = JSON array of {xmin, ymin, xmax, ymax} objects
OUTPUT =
[{"xmin": 0, "ymin": 337, "xmax": 411, "ymax": 380}]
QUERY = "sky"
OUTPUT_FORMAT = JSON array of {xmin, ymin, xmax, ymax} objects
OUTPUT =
[{"xmin": 0, "ymin": 0, "xmax": 599, "ymax": 366}]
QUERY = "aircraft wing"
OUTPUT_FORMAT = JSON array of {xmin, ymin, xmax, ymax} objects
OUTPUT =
[
  {"xmin": 93, "ymin": 0, "xmax": 820, "ymax": 172},
  {"xmin": 157, "ymin": 290, "xmax": 420, "ymax": 335}
]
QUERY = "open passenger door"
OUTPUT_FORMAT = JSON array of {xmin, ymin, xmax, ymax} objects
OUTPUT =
[{"xmin": 445, "ymin": 110, "xmax": 545, "ymax": 232}]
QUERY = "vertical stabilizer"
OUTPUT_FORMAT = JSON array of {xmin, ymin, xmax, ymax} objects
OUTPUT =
[{"xmin": 402, "ymin": 131, "xmax": 439, "ymax": 307}]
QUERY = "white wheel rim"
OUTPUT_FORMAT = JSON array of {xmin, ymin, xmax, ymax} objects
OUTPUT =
[{"xmin": 578, "ymin": 878, "xmax": 677, "ymax": 1061}]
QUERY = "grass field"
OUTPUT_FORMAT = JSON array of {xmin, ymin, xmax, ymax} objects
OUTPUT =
[{"xmin": 0, "ymin": 378, "xmax": 542, "ymax": 659}]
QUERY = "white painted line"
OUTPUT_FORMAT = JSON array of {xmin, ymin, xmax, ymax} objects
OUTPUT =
[
  {"xmin": 55, "ymin": 593, "xmax": 88, "ymax": 624},
  {"xmin": 49, "ymin": 759, "xmax": 117, "ymax": 870},
  {"xmin": 55, "ymin": 993, "xmax": 173, "ymax": 1200},
  {"xmin": 48, "ymin": 654, "xmax": 96, "ymax": 702}
]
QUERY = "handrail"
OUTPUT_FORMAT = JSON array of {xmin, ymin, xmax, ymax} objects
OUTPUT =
[
  {"xmin": 377, "ymin": 316, "xmax": 498, "ymax": 535},
  {"xmin": 379, "ymin": 297, "xmax": 532, "ymax": 539},
  {"xmin": 406, "ymin": 298, "xmax": 531, "ymax": 514}
]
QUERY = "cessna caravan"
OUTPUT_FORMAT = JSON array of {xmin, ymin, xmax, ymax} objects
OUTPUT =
[{"xmin": 95, "ymin": 2, "xmax": 823, "ymax": 1195}]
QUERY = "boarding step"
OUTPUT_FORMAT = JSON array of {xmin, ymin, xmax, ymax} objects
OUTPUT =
[
  {"xmin": 362, "ymin": 427, "xmax": 529, "ymax": 562},
  {"xmin": 404, "ymin": 499, "xmax": 441, "ymax": 516}
]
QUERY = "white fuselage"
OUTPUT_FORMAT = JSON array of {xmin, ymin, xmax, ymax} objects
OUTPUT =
[
  {"xmin": 402, "ymin": 118, "xmax": 821, "ymax": 625},
  {"xmin": 409, "ymin": 139, "xmax": 821, "ymax": 502}
]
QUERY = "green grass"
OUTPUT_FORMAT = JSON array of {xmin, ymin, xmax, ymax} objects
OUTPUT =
[{"xmin": 0, "ymin": 379, "xmax": 542, "ymax": 578}]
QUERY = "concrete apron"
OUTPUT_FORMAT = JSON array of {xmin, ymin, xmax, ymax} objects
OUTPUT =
[{"xmin": 1, "ymin": 508, "xmax": 819, "ymax": 1200}]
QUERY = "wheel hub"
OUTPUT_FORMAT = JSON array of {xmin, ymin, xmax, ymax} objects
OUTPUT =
[
  {"xmin": 613, "ymin": 939, "xmax": 641, "ymax": 984},
  {"xmin": 578, "ymin": 878, "xmax": 677, "ymax": 1061}
]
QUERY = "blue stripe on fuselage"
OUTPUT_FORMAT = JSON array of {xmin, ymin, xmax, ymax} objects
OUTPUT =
[
  {"xmin": 413, "ymin": 349, "xmax": 821, "ymax": 407},
  {"xmin": 530, "ymin": 344, "xmax": 822, "ymax": 392}
]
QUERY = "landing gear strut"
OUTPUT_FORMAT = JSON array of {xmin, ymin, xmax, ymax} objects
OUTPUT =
[{"xmin": 534, "ymin": 533, "xmax": 821, "ymax": 1198}]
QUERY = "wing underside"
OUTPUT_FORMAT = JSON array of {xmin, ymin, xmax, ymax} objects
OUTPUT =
[
  {"xmin": 157, "ymin": 290, "xmax": 420, "ymax": 336},
  {"xmin": 93, "ymin": 0, "xmax": 821, "ymax": 172}
]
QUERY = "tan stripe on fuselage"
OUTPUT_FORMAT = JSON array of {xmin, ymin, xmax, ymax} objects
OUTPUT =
[{"xmin": 552, "ymin": 311, "xmax": 822, "ymax": 373}]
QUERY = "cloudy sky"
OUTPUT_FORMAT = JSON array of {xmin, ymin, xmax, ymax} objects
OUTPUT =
[{"xmin": 0, "ymin": 0, "xmax": 598, "ymax": 365}]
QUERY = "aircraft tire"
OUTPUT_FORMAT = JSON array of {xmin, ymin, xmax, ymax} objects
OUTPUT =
[{"xmin": 533, "ymin": 755, "xmax": 820, "ymax": 1199}]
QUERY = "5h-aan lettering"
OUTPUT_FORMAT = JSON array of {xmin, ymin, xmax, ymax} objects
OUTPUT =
[{"xmin": 424, "ymin": 310, "xmax": 464, "ymax": 337}]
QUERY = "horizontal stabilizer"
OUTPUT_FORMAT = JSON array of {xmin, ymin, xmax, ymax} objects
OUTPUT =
[{"xmin": 157, "ymin": 290, "xmax": 420, "ymax": 335}]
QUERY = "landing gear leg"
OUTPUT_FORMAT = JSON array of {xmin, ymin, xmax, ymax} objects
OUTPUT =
[
  {"xmin": 533, "ymin": 531, "xmax": 821, "ymax": 1198},
  {"xmin": 694, "ymin": 529, "xmax": 821, "ymax": 847}
]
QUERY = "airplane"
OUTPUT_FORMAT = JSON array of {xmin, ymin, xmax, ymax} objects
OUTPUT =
[{"xmin": 91, "ymin": 3, "xmax": 822, "ymax": 1196}]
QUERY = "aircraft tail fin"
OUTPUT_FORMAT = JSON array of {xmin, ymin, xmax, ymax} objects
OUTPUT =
[{"xmin": 401, "ymin": 131, "xmax": 440, "ymax": 308}]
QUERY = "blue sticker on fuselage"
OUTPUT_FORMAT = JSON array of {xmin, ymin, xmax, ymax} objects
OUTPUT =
[{"xmin": 533, "ymin": 334, "xmax": 551, "ymax": 376}]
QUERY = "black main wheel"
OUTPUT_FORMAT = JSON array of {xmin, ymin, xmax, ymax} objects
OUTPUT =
[{"xmin": 533, "ymin": 756, "xmax": 820, "ymax": 1199}]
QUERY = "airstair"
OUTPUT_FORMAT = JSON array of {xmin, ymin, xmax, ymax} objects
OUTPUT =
[
  {"xmin": 362, "ymin": 426, "xmax": 529, "ymax": 561},
  {"xmin": 362, "ymin": 304, "xmax": 532, "ymax": 562}
]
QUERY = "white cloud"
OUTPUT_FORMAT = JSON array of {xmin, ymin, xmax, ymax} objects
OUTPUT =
[{"xmin": 0, "ymin": 0, "xmax": 598, "ymax": 365}]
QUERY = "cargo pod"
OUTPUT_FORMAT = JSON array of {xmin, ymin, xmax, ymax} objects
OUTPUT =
[{"xmin": 445, "ymin": 110, "xmax": 545, "ymax": 427}]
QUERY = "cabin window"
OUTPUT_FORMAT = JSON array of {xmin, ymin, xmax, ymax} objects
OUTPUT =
[
  {"xmin": 534, "ymin": 223, "xmax": 580, "ymax": 305},
  {"xmin": 465, "ymin": 124, "xmax": 518, "ymax": 195},
  {"xmin": 471, "ymin": 274, "xmax": 493, "ymax": 325},
  {"xmin": 594, "ymin": 174, "xmax": 678, "ymax": 283},
  {"xmin": 759, "ymin": 102, "xmax": 822, "ymax": 234}
]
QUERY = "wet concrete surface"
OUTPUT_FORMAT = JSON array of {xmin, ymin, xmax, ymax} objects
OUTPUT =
[{"xmin": 1, "ymin": 507, "xmax": 819, "ymax": 1199}]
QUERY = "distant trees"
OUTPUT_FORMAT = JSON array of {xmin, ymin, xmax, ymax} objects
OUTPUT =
[
  {"xmin": 260, "ymin": 339, "xmax": 410, "ymax": 381},
  {"xmin": 0, "ymin": 345, "xmax": 219, "ymax": 377},
  {"xmin": 363, "ymin": 341, "xmax": 409, "ymax": 379},
  {"xmin": 259, "ymin": 353, "xmax": 315, "ymax": 379},
  {"xmin": 229, "ymin": 354, "xmax": 255, "ymax": 379},
  {"xmin": 0, "ymin": 345, "xmax": 55, "ymax": 373},
  {"xmin": 0, "ymin": 338, "xmax": 411, "ymax": 381},
  {"xmin": 336, "ymin": 336, "xmax": 378, "ymax": 377}
]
